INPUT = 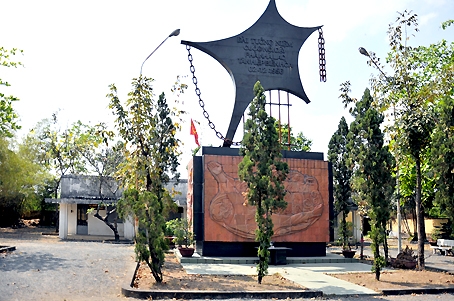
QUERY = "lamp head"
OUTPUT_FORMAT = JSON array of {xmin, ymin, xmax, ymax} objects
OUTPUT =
[
  {"xmin": 359, "ymin": 47, "xmax": 369, "ymax": 57},
  {"xmin": 169, "ymin": 29, "xmax": 181, "ymax": 37}
]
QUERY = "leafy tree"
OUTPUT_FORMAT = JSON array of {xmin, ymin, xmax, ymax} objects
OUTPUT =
[
  {"xmin": 73, "ymin": 123, "xmax": 124, "ymax": 241},
  {"xmin": 343, "ymin": 87, "xmax": 394, "ymax": 281},
  {"xmin": 238, "ymin": 81, "xmax": 289, "ymax": 284},
  {"xmin": 0, "ymin": 136, "xmax": 51, "ymax": 226},
  {"xmin": 424, "ymin": 20, "xmax": 454, "ymax": 233},
  {"xmin": 397, "ymin": 150, "xmax": 437, "ymax": 230},
  {"xmin": 109, "ymin": 76, "xmax": 182, "ymax": 283},
  {"xmin": 274, "ymin": 122, "xmax": 312, "ymax": 151},
  {"xmin": 88, "ymin": 143, "xmax": 124, "ymax": 241},
  {"xmin": 364, "ymin": 12, "xmax": 454, "ymax": 270},
  {"xmin": 16, "ymin": 133, "xmax": 54, "ymax": 214},
  {"xmin": 328, "ymin": 117, "xmax": 352, "ymax": 251},
  {"xmin": 0, "ymin": 47, "xmax": 22, "ymax": 137},
  {"xmin": 34, "ymin": 114, "xmax": 91, "ymax": 199},
  {"xmin": 432, "ymin": 90, "xmax": 454, "ymax": 233},
  {"xmin": 0, "ymin": 138, "xmax": 24, "ymax": 226},
  {"xmin": 32, "ymin": 115, "xmax": 106, "ymax": 231},
  {"xmin": 398, "ymin": 101, "xmax": 434, "ymax": 251}
]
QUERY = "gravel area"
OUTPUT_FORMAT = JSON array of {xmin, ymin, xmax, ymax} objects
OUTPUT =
[
  {"xmin": 0, "ymin": 227, "xmax": 137, "ymax": 301},
  {"xmin": 2, "ymin": 227, "xmax": 454, "ymax": 301}
]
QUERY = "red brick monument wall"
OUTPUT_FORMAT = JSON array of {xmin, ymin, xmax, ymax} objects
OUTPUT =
[
  {"xmin": 187, "ymin": 148, "xmax": 332, "ymax": 257},
  {"xmin": 203, "ymin": 155, "xmax": 329, "ymax": 243}
]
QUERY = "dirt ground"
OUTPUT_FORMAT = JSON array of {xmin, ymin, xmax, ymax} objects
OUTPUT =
[
  {"xmin": 136, "ymin": 253, "xmax": 454, "ymax": 292},
  {"xmin": 5, "ymin": 223, "xmax": 454, "ymax": 293},
  {"xmin": 332, "ymin": 270, "xmax": 454, "ymax": 291},
  {"xmin": 134, "ymin": 253, "xmax": 307, "ymax": 291}
]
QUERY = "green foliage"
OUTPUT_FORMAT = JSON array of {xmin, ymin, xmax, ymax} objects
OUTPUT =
[
  {"xmin": 274, "ymin": 122, "xmax": 312, "ymax": 151},
  {"xmin": 117, "ymin": 189, "xmax": 169, "ymax": 282},
  {"xmin": 170, "ymin": 218, "xmax": 195, "ymax": 248},
  {"xmin": 397, "ymin": 151, "xmax": 436, "ymax": 218},
  {"xmin": 441, "ymin": 20, "xmax": 454, "ymax": 30},
  {"xmin": 0, "ymin": 135, "xmax": 52, "ymax": 226},
  {"xmin": 109, "ymin": 76, "xmax": 184, "ymax": 283},
  {"xmin": 432, "ymin": 221, "xmax": 453, "ymax": 240},
  {"xmin": 164, "ymin": 219, "xmax": 179, "ymax": 236},
  {"xmin": 0, "ymin": 47, "xmax": 22, "ymax": 137},
  {"xmin": 238, "ymin": 81, "xmax": 289, "ymax": 284},
  {"xmin": 366, "ymin": 11, "xmax": 454, "ymax": 269},
  {"xmin": 371, "ymin": 254, "xmax": 386, "ymax": 280},
  {"xmin": 191, "ymin": 145, "xmax": 201, "ymax": 156},
  {"xmin": 328, "ymin": 117, "xmax": 352, "ymax": 250},
  {"xmin": 32, "ymin": 114, "xmax": 100, "ymax": 198},
  {"xmin": 432, "ymin": 91, "xmax": 454, "ymax": 231},
  {"xmin": 76, "ymin": 128, "xmax": 124, "ymax": 241},
  {"xmin": 344, "ymin": 88, "xmax": 394, "ymax": 280}
]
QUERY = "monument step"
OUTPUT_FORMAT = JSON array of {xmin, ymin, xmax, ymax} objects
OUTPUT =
[{"xmin": 174, "ymin": 250, "xmax": 359, "ymax": 264}]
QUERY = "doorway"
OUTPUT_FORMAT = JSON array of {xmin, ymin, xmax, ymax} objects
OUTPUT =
[{"xmin": 77, "ymin": 204, "xmax": 88, "ymax": 235}]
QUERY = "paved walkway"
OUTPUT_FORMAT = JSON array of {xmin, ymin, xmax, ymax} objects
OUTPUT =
[
  {"xmin": 177, "ymin": 241, "xmax": 454, "ymax": 296},
  {"xmin": 180, "ymin": 253, "xmax": 379, "ymax": 296}
]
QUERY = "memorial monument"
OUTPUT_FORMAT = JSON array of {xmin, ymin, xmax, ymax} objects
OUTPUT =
[{"xmin": 183, "ymin": 0, "xmax": 333, "ymax": 257}]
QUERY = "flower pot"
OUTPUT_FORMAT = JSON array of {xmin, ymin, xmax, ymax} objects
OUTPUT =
[
  {"xmin": 178, "ymin": 247, "xmax": 195, "ymax": 257},
  {"xmin": 342, "ymin": 250, "xmax": 356, "ymax": 258}
]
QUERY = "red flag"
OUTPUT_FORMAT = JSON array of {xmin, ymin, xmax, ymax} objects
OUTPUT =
[{"xmin": 190, "ymin": 119, "xmax": 200, "ymax": 147}]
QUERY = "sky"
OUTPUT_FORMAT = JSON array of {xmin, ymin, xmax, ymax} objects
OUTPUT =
[{"xmin": 2, "ymin": 0, "xmax": 453, "ymax": 176}]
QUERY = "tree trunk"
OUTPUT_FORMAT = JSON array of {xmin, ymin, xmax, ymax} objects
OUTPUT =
[
  {"xmin": 383, "ymin": 233, "xmax": 389, "ymax": 265},
  {"xmin": 412, "ymin": 207, "xmax": 417, "ymax": 238},
  {"xmin": 94, "ymin": 206, "xmax": 120, "ymax": 241},
  {"xmin": 415, "ymin": 157, "xmax": 425, "ymax": 270},
  {"xmin": 373, "ymin": 234, "xmax": 381, "ymax": 281},
  {"xmin": 54, "ymin": 181, "xmax": 59, "ymax": 233},
  {"xmin": 360, "ymin": 216, "xmax": 364, "ymax": 260},
  {"xmin": 402, "ymin": 209, "xmax": 411, "ymax": 235}
]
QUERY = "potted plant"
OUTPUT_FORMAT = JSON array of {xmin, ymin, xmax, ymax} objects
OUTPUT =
[
  {"xmin": 173, "ymin": 218, "xmax": 196, "ymax": 257},
  {"xmin": 340, "ymin": 218, "xmax": 356, "ymax": 258},
  {"xmin": 164, "ymin": 219, "xmax": 179, "ymax": 249},
  {"xmin": 429, "ymin": 226, "xmax": 441, "ymax": 246}
]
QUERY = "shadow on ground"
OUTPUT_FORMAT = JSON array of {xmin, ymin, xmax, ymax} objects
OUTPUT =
[{"xmin": 0, "ymin": 251, "xmax": 68, "ymax": 272}]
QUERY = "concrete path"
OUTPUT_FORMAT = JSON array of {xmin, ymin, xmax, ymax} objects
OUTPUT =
[{"xmin": 181, "ymin": 257, "xmax": 379, "ymax": 296}]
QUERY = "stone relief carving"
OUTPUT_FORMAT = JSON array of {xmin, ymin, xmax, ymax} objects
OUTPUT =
[{"xmin": 206, "ymin": 161, "xmax": 324, "ymax": 239}]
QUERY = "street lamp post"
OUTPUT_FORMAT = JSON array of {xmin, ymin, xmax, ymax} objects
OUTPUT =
[
  {"xmin": 359, "ymin": 46, "xmax": 402, "ymax": 255},
  {"xmin": 140, "ymin": 29, "xmax": 181, "ymax": 75}
]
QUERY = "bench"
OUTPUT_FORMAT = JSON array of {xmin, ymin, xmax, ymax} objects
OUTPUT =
[{"xmin": 431, "ymin": 239, "xmax": 454, "ymax": 256}]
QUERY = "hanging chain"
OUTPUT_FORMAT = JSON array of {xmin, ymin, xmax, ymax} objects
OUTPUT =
[
  {"xmin": 318, "ymin": 28, "xmax": 327, "ymax": 82},
  {"xmin": 186, "ymin": 45, "xmax": 241, "ymax": 146}
]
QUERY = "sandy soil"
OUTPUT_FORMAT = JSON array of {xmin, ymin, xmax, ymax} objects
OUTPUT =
[{"xmin": 331, "ymin": 270, "xmax": 454, "ymax": 291}]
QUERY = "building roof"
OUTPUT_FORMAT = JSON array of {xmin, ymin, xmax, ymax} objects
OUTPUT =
[{"xmin": 45, "ymin": 175, "xmax": 188, "ymax": 206}]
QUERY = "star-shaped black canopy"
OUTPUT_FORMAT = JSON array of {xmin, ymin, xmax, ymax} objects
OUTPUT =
[{"xmin": 182, "ymin": 0, "xmax": 322, "ymax": 146}]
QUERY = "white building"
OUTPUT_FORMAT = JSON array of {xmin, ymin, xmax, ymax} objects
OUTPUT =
[
  {"xmin": 46, "ymin": 175, "xmax": 187, "ymax": 241},
  {"xmin": 46, "ymin": 175, "xmax": 135, "ymax": 240}
]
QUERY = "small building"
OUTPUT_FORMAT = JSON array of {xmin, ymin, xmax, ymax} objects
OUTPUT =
[
  {"xmin": 46, "ymin": 175, "xmax": 134, "ymax": 240},
  {"xmin": 46, "ymin": 175, "xmax": 187, "ymax": 240}
]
